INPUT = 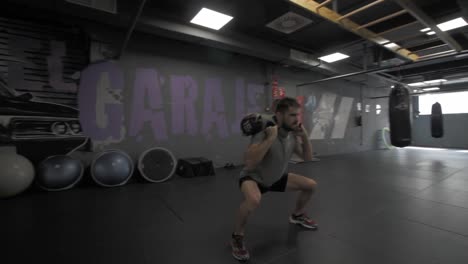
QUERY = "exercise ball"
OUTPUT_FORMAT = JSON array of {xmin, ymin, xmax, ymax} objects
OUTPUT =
[
  {"xmin": 36, "ymin": 155, "xmax": 83, "ymax": 191},
  {"xmin": 138, "ymin": 147, "xmax": 176, "ymax": 183},
  {"xmin": 0, "ymin": 150, "xmax": 35, "ymax": 198},
  {"xmin": 91, "ymin": 150, "xmax": 134, "ymax": 187}
]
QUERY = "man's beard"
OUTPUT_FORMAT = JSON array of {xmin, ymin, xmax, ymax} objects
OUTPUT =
[{"xmin": 281, "ymin": 123, "xmax": 296, "ymax": 132}]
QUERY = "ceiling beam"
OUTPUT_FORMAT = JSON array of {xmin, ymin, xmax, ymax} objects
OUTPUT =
[
  {"xmin": 338, "ymin": 0, "xmax": 385, "ymax": 21},
  {"xmin": 356, "ymin": 10, "xmax": 407, "ymax": 30},
  {"xmin": 376, "ymin": 21, "xmax": 419, "ymax": 36},
  {"xmin": 316, "ymin": 0, "xmax": 334, "ymax": 9},
  {"xmin": 392, "ymin": 0, "xmax": 462, "ymax": 52},
  {"xmin": 289, "ymin": 0, "xmax": 419, "ymax": 61}
]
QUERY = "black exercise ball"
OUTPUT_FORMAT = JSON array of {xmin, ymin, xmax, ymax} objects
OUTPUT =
[
  {"xmin": 36, "ymin": 155, "xmax": 83, "ymax": 191},
  {"xmin": 91, "ymin": 150, "xmax": 134, "ymax": 187}
]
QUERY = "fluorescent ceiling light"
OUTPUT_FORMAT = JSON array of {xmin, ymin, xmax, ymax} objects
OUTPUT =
[
  {"xmin": 377, "ymin": 38, "xmax": 390, "ymax": 45},
  {"xmin": 408, "ymin": 82, "xmax": 425, "ymax": 86},
  {"xmin": 422, "ymin": 87, "xmax": 440, "ymax": 91},
  {"xmin": 384, "ymin": 42, "xmax": 399, "ymax": 49},
  {"xmin": 408, "ymin": 79, "xmax": 446, "ymax": 87},
  {"xmin": 318, "ymin": 52, "xmax": 349, "ymax": 63},
  {"xmin": 420, "ymin": 27, "xmax": 431, "ymax": 32},
  {"xmin": 190, "ymin": 8, "xmax": 233, "ymax": 30},
  {"xmin": 427, "ymin": 31, "xmax": 436, "ymax": 35},
  {"xmin": 437, "ymin": 17, "xmax": 468, "ymax": 31},
  {"xmin": 424, "ymin": 79, "xmax": 447, "ymax": 84}
]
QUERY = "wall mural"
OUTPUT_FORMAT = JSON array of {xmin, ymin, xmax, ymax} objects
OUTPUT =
[
  {"xmin": 78, "ymin": 61, "xmax": 266, "ymax": 145},
  {"xmin": 78, "ymin": 62, "xmax": 356, "ymax": 146}
]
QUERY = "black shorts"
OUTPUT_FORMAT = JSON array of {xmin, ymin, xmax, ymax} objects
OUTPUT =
[{"xmin": 238, "ymin": 173, "xmax": 289, "ymax": 194}]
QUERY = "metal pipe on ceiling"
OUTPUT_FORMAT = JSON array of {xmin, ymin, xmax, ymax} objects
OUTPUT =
[
  {"xmin": 357, "ymin": 10, "xmax": 408, "ymax": 30},
  {"xmin": 418, "ymin": 50, "xmax": 456, "ymax": 59},
  {"xmin": 375, "ymin": 21, "xmax": 420, "ymax": 36},
  {"xmin": 368, "ymin": 85, "xmax": 468, "ymax": 99},
  {"xmin": 296, "ymin": 50, "xmax": 468, "ymax": 87},
  {"xmin": 404, "ymin": 37, "xmax": 443, "ymax": 50},
  {"xmin": 117, "ymin": 0, "xmax": 147, "ymax": 59},
  {"xmin": 386, "ymin": 32, "xmax": 427, "ymax": 45},
  {"xmin": 392, "ymin": 64, "xmax": 468, "ymax": 79},
  {"xmin": 337, "ymin": 0, "xmax": 385, "ymax": 21},
  {"xmin": 412, "ymin": 44, "xmax": 448, "ymax": 54}
]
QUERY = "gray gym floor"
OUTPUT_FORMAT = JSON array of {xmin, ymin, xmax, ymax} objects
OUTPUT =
[{"xmin": 2, "ymin": 147, "xmax": 468, "ymax": 264}]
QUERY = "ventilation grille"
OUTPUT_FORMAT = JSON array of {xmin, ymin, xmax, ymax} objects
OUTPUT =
[
  {"xmin": 65, "ymin": 0, "xmax": 117, "ymax": 14},
  {"xmin": 266, "ymin": 11, "xmax": 313, "ymax": 34}
]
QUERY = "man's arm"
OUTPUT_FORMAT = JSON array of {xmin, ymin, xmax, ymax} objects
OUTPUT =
[
  {"xmin": 293, "ymin": 125, "xmax": 313, "ymax": 161},
  {"xmin": 244, "ymin": 126, "xmax": 277, "ymax": 169}
]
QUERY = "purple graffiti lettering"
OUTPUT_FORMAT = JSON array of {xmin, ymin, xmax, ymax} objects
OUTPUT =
[
  {"xmin": 202, "ymin": 78, "xmax": 228, "ymax": 139},
  {"xmin": 78, "ymin": 61, "xmax": 124, "ymax": 140},
  {"xmin": 129, "ymin": 68, "xmax": 168, "ymax": 141},
  {"xmin": 170, "ymin": 75, "xmax": 198, "ymax": 135}
]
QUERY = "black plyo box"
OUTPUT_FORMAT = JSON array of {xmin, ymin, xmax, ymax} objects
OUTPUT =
[{"xmin": 176, "ymin": 157, "xmax": 215, "ymax": 178}]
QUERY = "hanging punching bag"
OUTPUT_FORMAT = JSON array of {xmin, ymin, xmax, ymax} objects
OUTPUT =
[
  {"xmin": 431, "ymin": 102, "xmax": 444, "ymax": 138},
  {"xmin": 389, "ymin": 85, "xmax": 412, "ymax": 147}
]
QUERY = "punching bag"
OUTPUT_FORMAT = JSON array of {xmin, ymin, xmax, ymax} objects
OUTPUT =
[
  {"xmin": 431, "ymin": 102, "xmax": 444, "ymax": 138},
  {"xmin": 389, "ymin": 85, "xmax": 412, "ymax": 147}
]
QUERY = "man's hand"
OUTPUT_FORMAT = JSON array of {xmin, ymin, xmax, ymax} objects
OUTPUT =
[
  {"xmin": 293, "ymin": 123, "xmax": 308, "ymax": 138},
  {"xmin": 293, "ymin": 123, "xmax": 313, "ymax": 161},
  {"xmin": 265, "ymin": 125, "xmax": 278, "ymax": 141}
]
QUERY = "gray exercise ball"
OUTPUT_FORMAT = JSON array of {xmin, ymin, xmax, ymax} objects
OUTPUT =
[
  {"xmin": 0, "ymin": 150, "xmax": 35, "ymax": 198},
  {"xmin": 91, "ymin": 150, "xmax": 134, "ymax": 187},
  {"xmin": 36, "ymin": 155, "xmax": 83, "ymax": 191}
]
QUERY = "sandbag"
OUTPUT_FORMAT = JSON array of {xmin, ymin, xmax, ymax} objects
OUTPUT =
[
  {"xmin": 389, "ymin": 85, "xmax": 412, "ymax": 147},
  {"xmin": 431, "ymin": 102, "xmax": 444, "ymax": 138},
  {"xmin": 240, "ymin": 113, "xmax": 276, "ymax": 136}
]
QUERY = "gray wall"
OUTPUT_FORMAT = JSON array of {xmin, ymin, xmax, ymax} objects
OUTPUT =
[
  {"xmin": 412, "ymin": 113, "xmax": 468, "ymax": 149},
  {"xmin": 76, "ymin": 30, "xmax": 390, "ymax": 166},
  {"xmin": 411, "ymin": 96, "xmax": 468, "ymax": 149}
]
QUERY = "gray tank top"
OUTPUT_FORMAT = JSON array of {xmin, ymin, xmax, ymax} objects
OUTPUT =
[{"xmin": 239, "ymin": 128, "xmax": 297, "ymax": 186}]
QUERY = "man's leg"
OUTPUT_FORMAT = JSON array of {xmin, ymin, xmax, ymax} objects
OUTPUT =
[
  {"xmin": 231, "ymin": 179, "xmax": 262, "ymax": 261},
  {"xmin": 285, "ymin": 173, "xmax": 318, "ymax": 229},
  {"xmin": 234, "ymin": 179, "xmax": 262, "ymax": 235}
]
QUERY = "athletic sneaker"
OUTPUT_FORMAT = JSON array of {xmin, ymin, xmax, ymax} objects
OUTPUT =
[
  {"xmin": 289, "ymin": 213, "xmax": 318, "ymax": 230},
  {"xmin": 231, "ymin": 233, "xmax": 250, "ymax": 261}
]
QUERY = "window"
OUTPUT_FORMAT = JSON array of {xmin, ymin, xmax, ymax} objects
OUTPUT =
[{"xmin": 418, "ymin": 91, "xmax": 468, "ymax": 115}]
